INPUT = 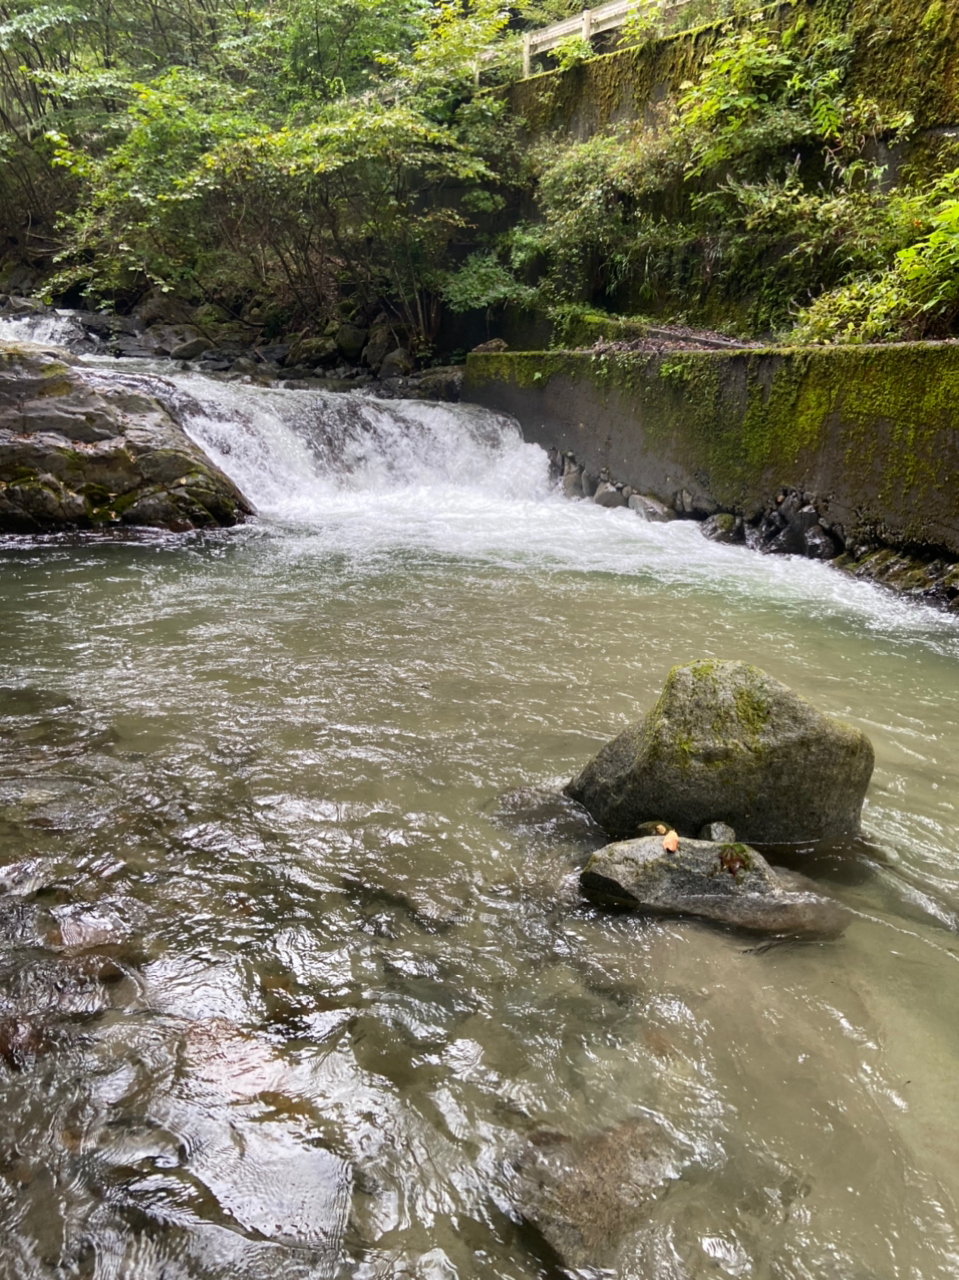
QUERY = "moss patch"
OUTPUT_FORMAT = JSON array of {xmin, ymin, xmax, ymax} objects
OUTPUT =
[
  {"xmin": 509, "ymin": 0, "xmax": 959, "ymax": 141},
  {"xmin": 465, "ymin": 342, "xmax": 959, "ymax": 551}
]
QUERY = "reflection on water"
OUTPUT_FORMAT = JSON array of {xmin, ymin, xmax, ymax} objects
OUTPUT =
[{"xmin": 0, "ymin": 326, "xmax": 958, "ymax": 1277}]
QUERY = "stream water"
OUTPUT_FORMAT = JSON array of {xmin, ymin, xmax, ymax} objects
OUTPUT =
[{"xmin": 1, "ymin": 313, "xmax": 959, "ymax": 1279}]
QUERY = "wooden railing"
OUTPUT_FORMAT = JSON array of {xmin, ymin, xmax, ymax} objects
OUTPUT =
[{"xmin": 516, "ymin": 0, "xmax": 692, "ymax": 78}]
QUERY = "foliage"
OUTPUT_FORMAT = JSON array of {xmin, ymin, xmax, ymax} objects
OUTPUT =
[
  {"xmin": 440, "ymin": 250, "xmax": 535, "ymax": 312},
  {"xmin": 794, "ymin": 170, "xmax": 959, "ymax": 342},
  {"xmin": 619, "ymin": 1, "xmax": 663, "ymax": 50},
  {"xmin": 551, "ymin": 35, "xmax": 595, "ymax": 71},
  {"xmin": 3, "ymin": 0, "xmax": 521, "ymax": 343},
  {"xmin": 4, "ymin": 0, "xmax": 958, "ymax": 349},
  {"xmin": 486, "ymin": 13, "xmax": 926, "ymax": 336}
]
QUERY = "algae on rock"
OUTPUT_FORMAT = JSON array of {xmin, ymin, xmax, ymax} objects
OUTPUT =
[
  {"xmin": 567, "ymin": 660, "xmax": 874, "ymax": 843},
  {"xmin": 0, "ymin": 341, "xmax": 252, "ymax": 533}
]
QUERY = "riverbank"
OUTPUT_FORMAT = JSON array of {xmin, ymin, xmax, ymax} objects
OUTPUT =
[
  {"xmin": 0, "ymin": 298, "xmax": 464, "ymax": 402},
  {"xmin": 463, "ymin": 342, "xmax": 959, "ymax": 612}
]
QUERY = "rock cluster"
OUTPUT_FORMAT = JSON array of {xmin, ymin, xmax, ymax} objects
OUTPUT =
[
  {"xmin": 551, "ymin": 449, "xmax": 677, "ymax": 521},
  {"xmin": 567, "ymin": 660, "xmax": 874, "ymax": 844},
  {"xmin": 0, "ymin": 298, "xmax": 465, "ymax": 402},
  {"xmin": 553, "ymin": 443, "xmax": 959, "ymax": 612},
  {"xmin": 0, "ymin": 342, "xmax": 252, "ymax": 532}
]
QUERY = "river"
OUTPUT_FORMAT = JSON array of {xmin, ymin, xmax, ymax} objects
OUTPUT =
[{"xmin": 1, "ymin": 313, "xmax": 958, "ymax": 1279}]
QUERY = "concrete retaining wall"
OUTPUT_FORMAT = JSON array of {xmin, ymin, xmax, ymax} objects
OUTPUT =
[{"xmin": 463, "ymin": 344, "xmax": 959, "ymax": 555}]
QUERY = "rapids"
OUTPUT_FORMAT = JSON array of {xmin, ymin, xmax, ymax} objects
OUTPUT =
[{"xmin": 1, "ymin": 309, "xmax": 958, "ymax": 1279}]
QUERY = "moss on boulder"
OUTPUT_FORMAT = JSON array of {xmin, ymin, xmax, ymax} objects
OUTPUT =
[
  {"xmin": 0, "ymin": 341, "xmax": 252, "ymax": 533},
  {"xmin": 567, "ymin": 660, "xmax": 874, "ymax": 843}
]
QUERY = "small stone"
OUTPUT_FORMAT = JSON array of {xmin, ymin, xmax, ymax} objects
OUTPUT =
[
  {"xmin": 692, "ymin": 493, "xmax": 719, "ymax": 517},
  {"xmin": 169, "ymin": 337, "xmax": 213, "ymax": 361},
  {"xmin": 257, "ymin": 343, "xmax": 291, "ymax": 364},
  {"xmin": 362, "ymin": 323, "xmax": 398, "ymax": 371},
  {"xmin": 699, "ymin": 821, "xmax": 737, "ymax": 842},
  {"xmin": 380, "ymin": 347, "xmax": 412, "ymax": 379},
  {"xmin": 701, "ymin": 512, "xmax": 742, "ymax": 543},
  {"xmin": 410, "ymin": 367, "xmax": 462, "ymax": 401},
  {"xmin": 628, "ymin": 493, "xmax": 674, "ymax": 522},
  {"xmin": 744, "ymin": 522, "xmax": 765, "ymax": 550},
  {"xmin": 562, "ymin": 468, "xmax": 584, "ymax": 498},
  {"xmin": 675, "ymin": 488, "xmax": 695, "ymax": 514},
  {"xmin": 767, "ymin": 504, "xmax": 822, "ymax": 555},
  {"xmin": 634, "ymin": 819, "xmax": 672, "ymax": 837},
  {"xmin": 804, "ymin": 524, "xmax": 838, "ymax": 560},
  {"xmin": 335, "ymin": 323, "xmax": 369, "ymax": 361},
  {"xmin": 593, "ymin": 482, "xmax": 627, "ymax": 508}
]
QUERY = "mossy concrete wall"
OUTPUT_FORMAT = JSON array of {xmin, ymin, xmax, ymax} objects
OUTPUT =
[
  {"xmin": 509, "ymin": 0, "xmax": 959, "ymax": 142},
  {"xmin": 463, "ymin": 344, "xmax": 959, "ymax": 553}
]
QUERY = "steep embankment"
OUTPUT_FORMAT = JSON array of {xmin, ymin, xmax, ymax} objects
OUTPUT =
[{"xmin": 509, "ymin": 0, "xmax": 959, "ymax": 142}]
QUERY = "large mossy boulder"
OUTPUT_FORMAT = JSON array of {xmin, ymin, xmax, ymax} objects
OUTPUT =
[
  {"xmin": 581, "ymin": 835, "xmax": 849, "ymax": 937},
  {"xmin": 0, "ymin": 341, "xmax": 252, "ymax": 532},
  {"xmin": 567, "ymin": 661, "xmax": 874, "ymax": 843}
]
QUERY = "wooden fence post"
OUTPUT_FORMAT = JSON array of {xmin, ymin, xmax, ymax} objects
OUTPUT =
[
  {"xmin": 522, "ymin": 31, "xmax": 531, "ymax": 77},
  {"xmin": 581, "ymin": 7, "xmax": 592, "ymax": 41}
]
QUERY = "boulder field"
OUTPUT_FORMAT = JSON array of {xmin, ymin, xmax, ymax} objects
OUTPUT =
[{"xmin": 0, "ymin": 342, "xmax": 251, "ymax": 533}]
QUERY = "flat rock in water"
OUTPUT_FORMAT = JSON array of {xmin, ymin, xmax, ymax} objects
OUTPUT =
[
  {"xmin": 567, "ymin": 660, "xmax": 874, "ymax": 843},
  {"xmin": 581, "ymin": 835, "xmax": 849, "ymax": 937},
  {"xmin": 511, "ymin": 1117, "xmax": 678, "ymax": 1271}
]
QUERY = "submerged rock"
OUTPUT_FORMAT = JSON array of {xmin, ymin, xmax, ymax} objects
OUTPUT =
[
  {"xmin": 0, "ymin": 341, "xmax": 252, "ymax": 532},
  {"xmin": 580, "ymin": 835, "xmax": 849, "ymax": 937},
  {"xmin": 512, "ymin": 1117, "xmax": 678, "ymax": 1270},
  {"xmin": 567, "ymin": 660, "xmax": 874, "ymax": 843}
]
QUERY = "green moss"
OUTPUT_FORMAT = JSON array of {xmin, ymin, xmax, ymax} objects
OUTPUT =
[
  {"xmin": 734, "ymin": 686, "xmax": 770, "ymax": 746},
  {"xmin": 509, "ymin": 0, "xmax": 959, "ymax": 140},
  {"xmin": 674, "ymin": 731, "xmax": 694, "ymax": 772},
  {"xmin": 465, "ymin": 342, "xmax": 959, "ymax": 552}
]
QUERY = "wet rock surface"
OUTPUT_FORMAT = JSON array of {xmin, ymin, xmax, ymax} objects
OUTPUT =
[
  {"xmin": 581, "ymin": 835, "xmax": 850, "ymax": 937},
  {"xmin": 511, "ymin": 1117, "xmax": 679, "ymax": 1271},
  {"xmin": 567, "ymin": 660, "xmax": 874, "ymax": 843},
  {"xmin": 0, "ymin": 342, "xmax": 252, "ymax": 532}
]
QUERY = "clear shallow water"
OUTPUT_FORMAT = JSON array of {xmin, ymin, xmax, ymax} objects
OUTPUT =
[{"xmin": 1, "ymin": 315, "xmax": 959, "ymax": 1278}]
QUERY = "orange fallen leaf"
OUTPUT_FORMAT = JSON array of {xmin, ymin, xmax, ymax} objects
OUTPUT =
[{"xmin": 662, "ymin": 829, "xmax": 679, "ymax": 852}]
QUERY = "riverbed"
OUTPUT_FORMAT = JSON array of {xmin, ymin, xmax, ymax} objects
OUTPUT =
[{"xmin": 1, "ymin": 320, "xmax": 958, "ymax": 1278}]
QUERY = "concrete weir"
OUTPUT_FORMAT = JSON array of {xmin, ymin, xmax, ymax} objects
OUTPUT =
[{"xmin": 463, "ymin": 344, "xmax": 959, "ymax": 559}]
